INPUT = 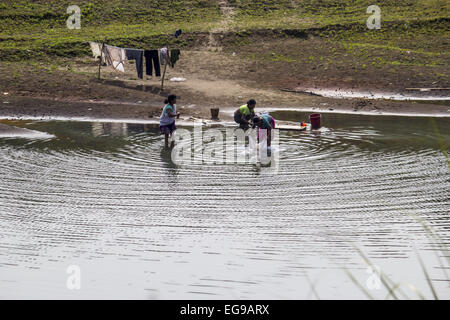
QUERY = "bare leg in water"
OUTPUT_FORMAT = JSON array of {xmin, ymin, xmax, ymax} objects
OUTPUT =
[
  {"xmin": 165, "ymin": 133, "xmax": 169, "ymax": 149},
  {"xmin": 165, "ymin": 133, "xmax": 175, "ymax": 149}
]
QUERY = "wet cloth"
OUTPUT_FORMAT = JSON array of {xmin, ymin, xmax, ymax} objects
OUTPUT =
[
  {"xmin": 174, "ymin": 29, "xmax": 182, "ymax": 38},
  {"xmin": 125, "ymin": 48, "xmax": 144, "ymax": 79},
  {"xmin": 144, "ymin": 50, "xmax": 161, "ymax": 77},
  {"xmin": 89, "ymin": 42, "xmax": 101, "ymax": 58},
  {"xmin": 160, "ymin": 47, "xmax": 169, "ymax": 65},
  {"xmin": 89, "ymin": 42, "xmax": 106, "ymax": 63},
  {"xmin": 104, "ymin": 45, "xmax": 126, "ymax": 72},
  {"xmin": 160, "ymin": 104, "xmax": 177, "ymax": 126},
  {"xmin": 170, "ymin": 49, "xmax": 180, "ymax": 68}
]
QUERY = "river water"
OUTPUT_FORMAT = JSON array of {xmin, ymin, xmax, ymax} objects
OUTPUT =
[{"xmin": 0, "ymin": 113, "xmax": 448, "ymax": 299}]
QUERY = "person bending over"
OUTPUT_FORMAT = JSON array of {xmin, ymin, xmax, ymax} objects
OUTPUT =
[
  {"xmin": 234, "ymin": 99, "xmax": 256, "ymax": 131},
  {"xmin": 253, "ymin": 113, "xmax": 275, "ymax": 147}
]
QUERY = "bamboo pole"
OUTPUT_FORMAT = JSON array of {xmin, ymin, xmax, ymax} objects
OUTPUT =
[
  {"xmin": 98, "ymin": 42, "xmax": 104, "ymax": 80},
  {"xmin": 161, "ymin": 41, "xmax": 169, "ymax": 91},
  {"xmin": 161, "ymin": 59, "xmax": 168, "ymax": 91}
]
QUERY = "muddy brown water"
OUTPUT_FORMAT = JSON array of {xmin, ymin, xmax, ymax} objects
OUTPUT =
[{"xmin": 0, "ymin": 113, "xmax": 448, "ymax": 299}]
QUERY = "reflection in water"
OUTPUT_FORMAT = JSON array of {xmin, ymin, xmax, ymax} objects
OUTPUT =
[
  {"xmin": 0, "ymin": 115, "xmax": 449, "ymax": 299},
  {"xmin": 92, "ymin": 122, "xmax": 158, "ymax": 137},
  {"xmin": 92, "ymin": 122, "xmax": 128, "ymax": 137},
  {"xmin": 160, "ymin": 147, "xmax": 180, "ymax": 184}
]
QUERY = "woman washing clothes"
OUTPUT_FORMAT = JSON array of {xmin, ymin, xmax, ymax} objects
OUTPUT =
[
  {"xmin": 234, "ymin": 99, "xmax": 256, "ymax": 131},
  {"xmin": 253, "ymin": 113, "xmax": 275, "ymax": 147}
]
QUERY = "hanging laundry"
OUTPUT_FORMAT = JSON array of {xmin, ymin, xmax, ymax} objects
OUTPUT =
[
  {"xmin": 89, "ymin": 42, "xmax": 106, "ymax": 63},
  {"xmin": 89, "ymin": 42, "xmax": 101, "ymax": 58},
  {"xmin": 174, "ymin": 29, "xmax": 182, "ymax": 38},
  {"xmin": 170, "ymin": 49, "xmax": 180, "ymax": 68},
  {"xmin": 104, "ymin": 45, "xmax": 126, "ymax": 73},
  {"xmin": 125, "ymin": 48, "xmax": 144, "ymax": 79},
  {"xmin": 144, "ymin": 50, "xmax": 161, "ymax": 77},
  {"xmin": 160, "ymin": 47, "xmax": 169, "ymax": 65}
]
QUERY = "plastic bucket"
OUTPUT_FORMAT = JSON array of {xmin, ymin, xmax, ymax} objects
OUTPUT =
[
  {"xmin": 210, "ymin": 108, "xmax": 220, "ymax": 120},
  {"xmin": 309, "ymin": 113, "xmax": 321, "ymax": 129}
]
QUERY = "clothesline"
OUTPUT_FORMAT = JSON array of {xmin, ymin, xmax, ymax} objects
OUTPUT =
[{"xmin": 89, "ymin": 42, "xmax": 181, "ymax": 80}]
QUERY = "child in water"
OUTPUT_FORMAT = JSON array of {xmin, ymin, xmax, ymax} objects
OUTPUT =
[{"xmin": 160, "ymin": 94, "xmax": 180, "ymax": 148}]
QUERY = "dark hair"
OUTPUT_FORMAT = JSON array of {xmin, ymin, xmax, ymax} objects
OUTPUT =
[
  {"xmin": 164, "ymin": 94, "xmax": 177, "ymax": 104},
  {"xmin": 251, "ymin": 117, "xmax": 260, "ymax": 129},
  {"xmin": 247, "ymin": 99, "xmax": 256, "ymax": 107}
]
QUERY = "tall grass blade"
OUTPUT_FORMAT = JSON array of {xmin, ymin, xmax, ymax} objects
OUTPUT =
[
  {"xmin": 409, "ymin": 214, "xmax": 450, "ymax": 285},
  {"xmin": 429, "ymin": 118, "xmax": 449, "ymax": 170},
  {"xmin": 353, "ymin": 246, "xmax": 401, "ymax": 300},
  {"xmin": 385, "ymin": 283, "xmax": 425, "ymax": 300},
  {"xmin": 415, "ymin": 248, "xmax": 439, "ymax": 300},
  {"xmin": 343, "ymin": 268, "xmax": 375, "ymax": 300},
  {"xmin": 305, "ymin": 275, "xmax": 321, "ymax": 300}
]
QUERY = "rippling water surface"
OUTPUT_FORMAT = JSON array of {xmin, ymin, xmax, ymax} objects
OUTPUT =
[{"xmin": 0, "ymin": 113, "xmax": 449, "ymax": 299}]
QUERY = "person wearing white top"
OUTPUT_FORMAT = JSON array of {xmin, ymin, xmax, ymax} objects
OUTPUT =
[{"xmin": 160, "ymin": 94, "xmax": 180, "ymax": 148}]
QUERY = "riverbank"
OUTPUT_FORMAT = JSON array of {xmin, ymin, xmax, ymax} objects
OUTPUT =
[
  {"xmin": 0, "ymin": 50, "xmax": 448, "ymax": 122},
  {"xmin": 1, "ymin": 44, "xmax": 449, "ymax": 121},
  {"xmin": 1, "ymin": 1, "xmax": 448, "ymax": 120}
]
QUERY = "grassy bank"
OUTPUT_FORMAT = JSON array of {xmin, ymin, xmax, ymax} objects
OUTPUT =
[
  {"xmin": 0, "ymin": 0, "xmax": 448, "ymax": 101},
  {"xmin": 0, "ymin": 0, "xmax": 448, "ymax": 60}
]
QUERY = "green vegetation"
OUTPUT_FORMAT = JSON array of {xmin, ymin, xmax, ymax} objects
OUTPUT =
[
  {"xmin": 0, "ymin": 0, "xmax": 220, "ymax": 31},
  {"xmin": 0, "ymin": 0, "xmax": 448, "ymax": 61},
  {"xmin": 227, "ymin": 0, "xmax": 449, "ymax": 30},
  {"xmin": 344, "ymin": 216, "xmax": 449, "ymax": 300},
  {"xmin": 0, "ymin": 0, "xmax": 448, "ymax": 94},
  {"xmin": 0, "ymin": 0, "xmax": 222, "ymax": 60}
]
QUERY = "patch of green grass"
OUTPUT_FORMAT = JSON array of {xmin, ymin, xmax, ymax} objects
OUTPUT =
[
  {"xmin": 0, "ymin": 0, "xmax": 221, "ymax": 32},
  {"xmin": 0, "ymin": 0, "xmax": 449, "ymax": 63}
]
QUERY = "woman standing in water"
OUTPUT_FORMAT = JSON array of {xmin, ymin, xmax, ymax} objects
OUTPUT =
[{"xmin": 160, "ymin": 94, "xmax": 180, "ymax": 148}]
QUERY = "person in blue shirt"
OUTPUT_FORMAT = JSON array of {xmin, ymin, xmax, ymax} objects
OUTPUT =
[{"xmin": 253, "ymin": 114, "xmax": 275, "ymax": 147}]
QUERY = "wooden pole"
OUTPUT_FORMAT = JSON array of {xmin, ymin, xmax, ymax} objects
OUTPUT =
[
  {"xmin": 161, "ymin": 59, "xmax": 168, "ymax": 91},
  {"xmin": 161, "ymin": 41, "xmax": 169, "ymax": 91},
  {"xmin": 98, "ymin": 42, "xmax": 104, "ymax": 80}
]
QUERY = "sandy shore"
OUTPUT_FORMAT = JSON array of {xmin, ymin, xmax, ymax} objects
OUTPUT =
[
  {"xmin": 0, "ymin": 50, "xmax": 448, "ymax": 122},
  {"xmin": 1, "ymin": 92, "xmax": 448, "ymax": 125}
]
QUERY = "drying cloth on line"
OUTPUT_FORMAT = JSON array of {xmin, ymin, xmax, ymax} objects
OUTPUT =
[
  {"xmin": 89, "ymin": 42, "xmax": 106, "ymax": 63},
  {"xmin": 160, "ymin": 47, "xmax": 169, "ymax": 65},
  {"xmin": 170, "ymin": 49, "xmax": 180, "ymax": 68},
  {"xmin": 125, "ymin": 48, "xmax": 144, "ymax": 79},
  {"xmin": 104, "ymin": 45, "xmax": 126, "ymax": 72},
  {"xmin": 89, "ymin": 42, "xmax": 101, "ymax": 58},
  {"xmin": 144, "ymin": 50, "xmax": 161, "ymax": 77},
  {"xmin": 174, "ymin": 29, "xmax": 182, "ymax": 38}
]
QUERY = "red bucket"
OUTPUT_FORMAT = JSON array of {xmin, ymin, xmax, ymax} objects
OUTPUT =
[{"xmin": 309, "ymin": 113, "xmax": 321, "ymax": 129}]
